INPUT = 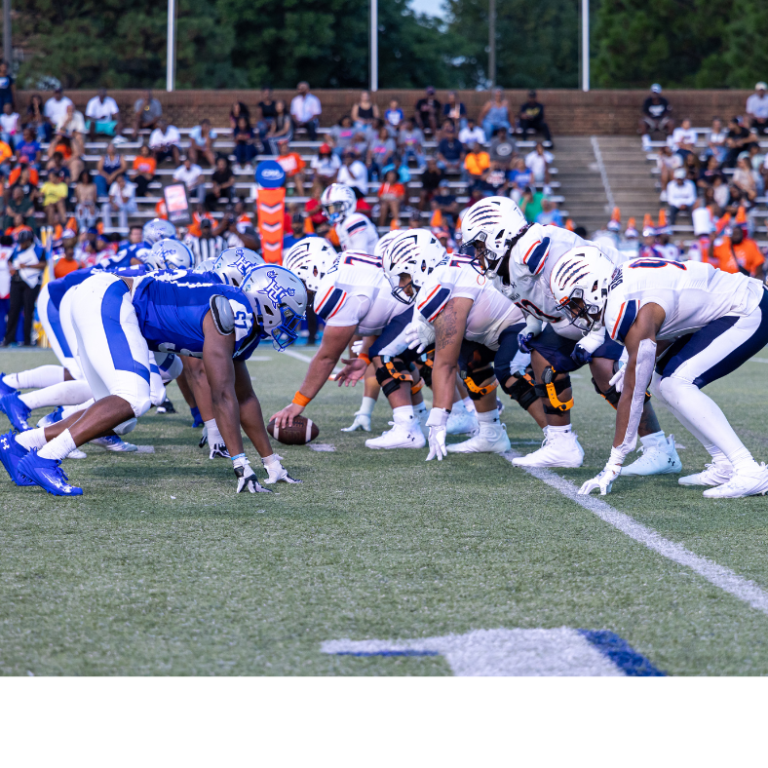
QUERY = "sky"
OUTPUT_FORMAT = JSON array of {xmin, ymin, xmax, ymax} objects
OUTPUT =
[{"xmin": 410, "ymin": 0, "xmax": 446, "ymax": 19}]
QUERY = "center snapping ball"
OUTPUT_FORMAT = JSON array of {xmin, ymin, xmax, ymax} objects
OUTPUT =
[{"xmin": 267, "ymin": 416, "xmax": 320, "ymax": 445}]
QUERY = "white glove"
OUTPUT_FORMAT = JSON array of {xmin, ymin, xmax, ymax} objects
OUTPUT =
[
  {"xmin": 523, "ymin": 315, "xmax": 543, "ymax": 338},
  {"xmin": 341, "ymin": 412, "xmax": 371, "ymax": 432},
  {"xmin": 405, "ymin": 319, "xmax": 435, "ymax": 353},
  {"xmin": 425, "ymin": 408, "xmax": 449, "ymax": 462},
  {"xmin": 351, "ymin": 339, "xmax": 365, "ymax": 355},
  {"xmin": 578, "ymin": 325, "xmax": 607, "ymax": 355},
  {"xmin": 262, "ymin": 453, "xmax": 301, "ymax": 484},
  {"xmin": 609, "ymin": 365, "xmax": 625, "ymax": 393},
  {"xmin": 233, "ymin": 458, "xmax": 272, "ymax": 494},
  {"xmin": 578, "ymin": 462, "xmax": 621, "ymax": 496}
]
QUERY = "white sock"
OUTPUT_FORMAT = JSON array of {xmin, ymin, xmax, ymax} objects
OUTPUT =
[
  {"xmin": 415, "ymin": 402, "xmax": 427, "ymax": 417},
  {"xmin": 393, "ymin": 404, "xmax": 415, "ymax": 426},
  {"xmin": 359, "ymin": 396, "xmax": 376, "ymax": 416},
  {"xmin": 15, "ymin": 428, "xmax": 47, "ymax": 451},
  {"xmin": 3, "ymin": 366, "xmax": 65, "ymax": 390},
  {"xmin": 62, "ymin": 400, "xmax": 93, "ymax": 420},
  {"xmin": 451, "ymin": 398, "xmax": 466, "ymax": 413},
  {"xmin": 477, "ymin": 408, "xmax": 500, "ymax": 424},
  {"xmin": 640, "ymin": 430, "xmax": 666, "ymax": 449},
  {"xmin": 205, "ymin": 419, "xmax": 223, "ymax": 446},
  {"xmin": 38, "ymin": 429, "xmax": 77, "ymax": 461},
  {"xmin": 462, "ymin": 396, "xmax": 477, "ymax": 414},
  {"xmin": 19, "ymin": 380, "xmax": 93, "ymax": 410},
  {"xmin": 547, "ymin": 424, "xmax": 572, "ymax": 434},
  {"xmin": 728, "ymin": 447, "xmax": 761, "ymax": 474}
]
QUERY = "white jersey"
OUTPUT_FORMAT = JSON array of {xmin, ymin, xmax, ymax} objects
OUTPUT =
[
  {"xmin": 314, "ymin": 251, "xmax": 402, "ymax": 335},
  {"xmin": 336, "ymin": 213, "xmax": 379, "ymax": 253},
  {"xmin": 416, "ymin": 255, "xmax": 524, "ymax": 350},
  {"xmin": 604, "ymin": 258, "xmax": 764, "ymax": 344}
]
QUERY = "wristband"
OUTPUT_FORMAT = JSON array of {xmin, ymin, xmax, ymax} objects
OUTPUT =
[
  {"xmin": 230, "ymin": 453, "xmax": 246, "ymax": 463},
  {"xmin": 292, "ymin": 391, "xmax": 311, "ymax": 407},
  {"xmin": 357, "ymin": 352, "xmax": 371, "ymax": 366},
  {"xmin": 609, "ymin": 446, "xmax": 627, "ymax": 467}
]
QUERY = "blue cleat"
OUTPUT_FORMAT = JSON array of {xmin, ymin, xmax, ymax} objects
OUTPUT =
[
  {"xmin": 0, "ymin": 373, "xmax": 17, "ymax": 396},
  {"xmin": 90, "ymin": 435, "xmax": 138, "ymax": 452},
  {"xmin": 0, "ymin": 392, "xmax": 32, "ymax": 432},
  {"xmin": 17, "ymin": 450, "xmax": 83, "ymax": 496},
  {"xmin": 37, "ymin": 406, "xmax": 64, "ymax": 428},
  {"xmin": 0, "ymin": 431, "xmax": 34, "ymax": 486},
  {"xmin": 190, "ymin": 406, "xmax": 203, "ymax": 428}
]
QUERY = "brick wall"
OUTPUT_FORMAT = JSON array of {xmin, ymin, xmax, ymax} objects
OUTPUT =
[{"xmin": 17, "ymin": 89, "xmax": 757, "ymax": 134}]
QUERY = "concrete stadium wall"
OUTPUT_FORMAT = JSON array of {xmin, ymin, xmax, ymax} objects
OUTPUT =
[{"xmin": 17, "ymin": 89, "xmax": 757, "ymax": 134}]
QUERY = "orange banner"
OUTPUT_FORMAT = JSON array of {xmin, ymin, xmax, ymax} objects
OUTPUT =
[{"xmin": 257, "ymin": 188, "xmax": 286, "ymax": 265}]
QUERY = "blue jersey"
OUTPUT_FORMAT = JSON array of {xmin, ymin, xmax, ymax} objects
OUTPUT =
[
  {"xmin": 96, "ymin": 241, "xmax": 151, "ymax": 271},
  {"xmin": 131, "ymin": 277, "xmax": 259, "ymax": 359},
  {"xmin": 151, "ymin": 268, "xmax": 224, "ymax": 286},
  {"xmin": 46, "ymin": 264, "xmax": 153, "ymax": 310}
]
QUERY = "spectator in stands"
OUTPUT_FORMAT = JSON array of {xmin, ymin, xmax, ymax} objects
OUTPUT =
[
  {"xmin": 130, "ymin": 143, "xmax": 157, "ymax": 198},
  {"xmin": 266, "ymin": 100, "xmax": 293, "ymax": 155},
  {"xmin": 518, "ymin": 90, "xmax": 553, "ymax": 146},
  {"xmin": 711, "ymin": 173, "xmax": 730, "ymax": 208},
  {"xmin": 0, "ymin": 60, "xmax": 15, "ymax": 109},
  {"xmin": 640, "ymin": 84, "xmax": 673, "ymax": 150},
  {"xmin": 436, "ymin": 122, "xmax": 464, "ymax": 174},
  {"xmin": 459, "ymin": 117, "xmax": 485, "ymax": 148},
  {"xmin": 367, "ymin": 125, "xmax": 396, "ymax": 181},
  {"xmin": 352, "ymin": 91, "xmax": 379, "ymax": 133},
  {"xmin": 0, "ymin": 102, "xmax": 19, "ymax": 148},
  {"xmin": 7, "ymin": 160, "xmax": 38, "ymax": 207},
  {"xmin": 44, "ymin": 87, "xmax": 73, "ymax": 134},
  {"xmin": 415, "ymin": 86, "xmax": 441, "ymax": 137},
  {"xmin": 525, "ymin": 142, "xmax": 551, "ymax": 188},
  {"xmin": 431, "ymin": 179, "xmax": 459, "ymax": 229},
  {"xmin": 682, "ymin": 151, "xmax": 700, "ymax": 183},
  {"xmin": 149, "ymin": 119, "xmax": 181, "ymax": 167},
  {"xmin": 520, "ymin": 186, "xmax": 544, "ymax": 223},
  {"xmin": 705, "ymin": 117, "xmax": 727, "ymax": 164},
  {"xmin": 41, "ymin": 170, "xmax": 69, "ymax": 226},
  {"xmin": 463, "ymin": 142, "xmax": 490, "ymax": 185},
  {"xmin": 275, "ymin": 139, "xmax": 306, "ymax": 196},
  {"xmin": 377, "ymin": 169, "xmax": 406, "ymax": 226},
  {"xmin": 185, "ymin": 217, "xmax": 226, "ymax": 265},
  {"xmin": 0, "ymin": 134, "xmax": 12, "ymax": 175},
  {"xmin": 482, "ymin": 162, "xmax": 509, "ymax": 197},
  {"xmin": 708, "ymin": 224, "xmax": 764, "ymax": 276},
  {"xmin": 385, "ymin": 99, "xmax": 404, "ymax": 134},
  {"xmin": 3, "ymin": 185, "xmax": 34, "ymax": 231},
  {"xmin": 14, "ymin": 128, "xmax": 41, "ymax": 167},
  {"xmin": 206, "ymin": 156, "xmax": 235, "ymax": 210},
  {"xmin": 73, "ymin": 170, "xmax": 97, "ymax": 230},
  {"xmin": 670, "ymin": 117, "xmax": 697, "ymax": 159},
  {"xmin": 102, "ymin": 172, "xmax": 137, "ymax": 230},
  {"xmin": 53, "ymin": 235, "xmax": 83, "ymax": 278},
  {"xmin": 233, "ymin": 115, "xmax": 259, "ymax": 170},
  {"xmin": 85, "ymin": 87, "xmax": 122, "ymax": 141},
  {"xmin": 133, "ymin": 89, "xmax": 162, "ymax": 136},
  {"xmin": 698, "ymin": 155, "xmax": 722, "ymax": 194},
  {"xmin": 54, "ymin": 103, "xmax": 86, "ymax": 181},
  {"xmin": 657, "ymin": 144, "xmax": 682, "ymax": 200},
  {"xmin": 188, "ymin": 118, "xmax": 217, "ymax": 167},
  {"xmin": 45, "ymin": 148, "xmax": 71, "ymax": 182},
  {"xmin": 398, "ymin": 119, "xmax": 426, "ymax": 169},
  {"xmin": 173, "ymin": 155, "xmax": 205, "ymax": 204},
  {"xmin": 1, "ymin": 229, "xmax": 45, "ymax": 347},
  {"xmin": 257, "ymin": 89, "xmax": 275, "ymax": 136},
  {"xmin": 329, "ymin": 115, "xmax": 355, "ymax": 158},
  {"xmin": 723, "ymin": 116, "xmax": 757, "ymax": 168},
  {"xmin": 731, "ymin": 155, "xmax": 758, "ymax": 205},
  {"xmin": 351, "ymin": 131, "xmax": 369, "ymax": 158},
  {"xmin": 282, "ymin": 211, "xmax": 308, "ymax": 250},
  {"xmin": 310, "ymin": 143, "xmax": 341, "ymax": 189},
  {"xmin": 25, "ymin": 94, "xmax": 50, "ymax": 143},
  {"xmin": 94, "ymin": 141, "xmax": 127, "ymax": 197},
  {"xmin": 442, "ymin": 91, "xmax": 467, "ymax": 130},
  {"xmin": 290, "ymin": 82, "xmax": 321, "ymax": 141},
  {"xmin": 536, "ymin": 198, "xmax": 563, "ymax": 227},
  {"xmin": 419, "ymin": 156, "xmax": 444, "ymax": 210},
  {"xmin": 229, "ymin": 100, "xmax": 251, "ymax": 131},
  {"xmin": 666, "ymin": 167, "xmax": 697, "ymax": 224},
  {"xmin": 480, "ymin": 88, "xmax": 511, "ymax": 141},
  {"xmin": 508, "ymin": 157, "xmax": 533, "ymax": 203},
  {"xmin": 489, "ymin": 126, "xmax": 515, "ymax": 168},
  {"xmin": 338, "ymin": 149, "xmax": 369, "ymax": 198},
  {"xmin": 746, "ymin": 82, "xmax": 768, "ymax": 136}
]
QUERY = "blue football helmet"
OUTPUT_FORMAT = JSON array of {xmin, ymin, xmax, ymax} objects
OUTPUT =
[
  {"xmin": 241, "ymin": 265, "xmax": 308, "ymax": 351},
  {"xmin": 143, "ymin": 218, "xmax": 177, "ymax": 245},
  {"xmin": 213, "ymin": 247, "xmax": 265, "ymax": 287},
  {"xmin": 146, "ymin": 239, "xmax": 194, "ymax": 271}
]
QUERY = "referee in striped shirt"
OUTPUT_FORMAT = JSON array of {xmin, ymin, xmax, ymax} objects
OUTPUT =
[{"xmin": 185, "ymin": 218, "xmax": 226, "ymax": 265}]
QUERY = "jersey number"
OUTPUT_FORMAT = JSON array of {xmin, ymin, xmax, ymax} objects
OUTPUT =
[
  {"xmin": 628, "ymin": 259, "xmax": 686, "ymax": 270},
  {"xmin": 515, "ymin": 299, "xmax": 560, "ymax": 322},
  {"xmin": 343, "ymin": 254, "xmax": 380, "ymax": 267}
]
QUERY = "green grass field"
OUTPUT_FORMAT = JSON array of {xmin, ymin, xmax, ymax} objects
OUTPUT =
[{"xmin": 2, "ymin": 348, "xmax": 768, "ymax": 676}]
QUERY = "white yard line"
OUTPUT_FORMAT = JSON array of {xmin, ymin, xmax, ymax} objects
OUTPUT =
[
  {"xmin": 748, "ymin": 358, "xmax": 768, "ymax": 364},
  {"xmin": 502, "ymin": 451, "xmax": 768, "ymax": 616}
]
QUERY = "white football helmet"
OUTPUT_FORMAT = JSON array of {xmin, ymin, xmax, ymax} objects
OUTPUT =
[
  {"xmin": 146, "ymin": 239, "xmax": 194, "ymax": 271},
  {"xmin": 283, "ymin": 237, "xmax": 336, "ymax": 293},
  {"xmin": 382, "ymin": 229, "xmax": 446, "ymax": 304},
  {"xmin": 320, "ymin": 183, "xmax": 357, "ymax": 225},
  {"xmin": 194, "ymin": 257, "xmax": 217, "ymax": 274},
  {"xmin": 241, "ymin": 265, "xmax": 308, "ymax": 351},
  {"xmin": 549, "ymin": 245, "xmax": 616, "ymax": 332},
  {"xmin": 459, "ymin": 196, "xmax": 529, "ymax": 277},
  {"xmin": 213, "ymin": 247, "xmax": 265, "ymax": 287},
  {"xmin": 373, "ymin": 229, "xmax": 403, "ymax": 261},
  {"xmin": 143, "ymin": 218, "xmax": 177, "ymax": 245}
]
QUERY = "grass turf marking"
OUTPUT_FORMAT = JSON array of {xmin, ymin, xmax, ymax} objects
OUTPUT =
[{"xmin": 501, "ymin": 451, "xmax": 768, "ymax": 616}]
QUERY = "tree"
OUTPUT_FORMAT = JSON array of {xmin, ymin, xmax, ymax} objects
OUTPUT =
[{"xmin": 722, "ymin": 1, "xmax": 768, "ymax": 88}]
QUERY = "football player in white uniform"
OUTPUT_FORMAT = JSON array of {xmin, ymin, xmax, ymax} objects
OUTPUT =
[
  {"xmin": 459, "ymin": 197, "xmax": 680, "ymax": 475},
  {"xmin": 552, "ymin": 250, "xmax": 768, "ymax": 499},
  {"xmin": 321, "ymin": 183, "xmax": 379, "ymax": 254}
]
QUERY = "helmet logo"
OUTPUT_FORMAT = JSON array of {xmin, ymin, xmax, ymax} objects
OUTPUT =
[
  {"xmin": 264, "ymin": 269, "xmax": 296, "ymax": 307},
  {"xmin": 230, "ymin": 253, "xmax": 255, "ymax": 276}
]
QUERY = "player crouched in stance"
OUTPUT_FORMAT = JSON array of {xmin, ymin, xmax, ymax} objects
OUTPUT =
[
  {"xmin": 554, "ymin": 249, "xmax": 768, "ymax": 498},
  {"xmin": 0, "ymin": 261, "xmax": 306, "ymax": 496},
  {"xmin": 321, "ymin": 183, "xmax": 379, "ymax": 254}
]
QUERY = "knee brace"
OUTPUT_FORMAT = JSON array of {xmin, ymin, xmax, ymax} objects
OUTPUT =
[
  {"xmin": 375, "ymin": 356, "xmax": 413, "ymax": 387},
  {"xmin": 411, "ymin": 379, "xmax": 424, "ymax": 395},
  {"xmin": 502, "ymin": 372, "xmax": 537, "ymax": 411},
  {"xmin": 114, "ymin": 417, "xmax": 138, "ymax": 436},
  {"xmin": 592, "ymin": 376, "xmax": 651, "ymax": 411},
  {"xmin": 534, "ymin": 368, "xmax": 573, "ymax": 414},
  {"xmin": 155, "ymin": 352, "xmax": 183, "ymax": 383},
  {"xmin": 461, "ymin": 365, "xmax": 498, "ymax": 401}
]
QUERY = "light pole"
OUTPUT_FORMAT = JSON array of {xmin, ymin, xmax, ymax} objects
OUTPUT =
[
  {"xmin": 371, "ymin": 0, "xmax": 378, "ymax": 92},
  {"xmin": 582, "ymin": 0, "xmax": 589, "ymax": 91},
  {"xmin": 3, "ymin": 0, "xmax": 11, "ymax": 66},
  {"xmin": 489, "ymin": 0, "xmax": 496, "ymax": 88},
  {"xmin": 167, "ymin": 0, "xmax": 176, "ymax": 92}
]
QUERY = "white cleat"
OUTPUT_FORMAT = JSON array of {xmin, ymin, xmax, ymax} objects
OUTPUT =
[
  {"xmin": 511, "ymin": 428, "xmax": 585, "ymax": 468},
  {"xmin": 91, "ymin": 435, "xmax": 139, "ymax": 452},
  {"xmin": 415, "ymin": 405, "xmax": 429, "ymax": 429},
  {"xmin": 703, "ymin": 464, "xmax": 768, "ymax": 499},
  {"xmin": 622, "ymin": 434, "xmax": 682, "ymax": 477},
  {"xmin": 446, "ymin": 407, "xmax": 479, "ymax": 436},
  {"xmin": 679, "ymin": 460, "xmax": 734, "ymax": 487},
  {"xmin": 65, "ymin": 448, "xmax": 87, "ymax": 459},
  {"xmin": 447, "ymin": 423, "xmax": 511, "ymax": 454},
  {"xmin": 341, "ymin": 412, "xmax": 372, "ymax": 432},
  {"xmin": 365, "ymin": 422, "xmax": 426, "ymax": 450},
  {"xmin": 209, "ymin": 443, "xmax": 230, "ymax": 459}
]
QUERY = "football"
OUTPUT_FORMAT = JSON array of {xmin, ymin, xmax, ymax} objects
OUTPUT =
[{"xmin": 267, "ymin": 416, "xmax": 320, "ymax": 445}]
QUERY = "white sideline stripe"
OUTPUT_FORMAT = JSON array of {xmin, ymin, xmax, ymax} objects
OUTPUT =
[
  {"xmin": 748, "ymin": 357, "xmax": 768, "ymax": 364},
  {"xmin": 281, "ymin": 349, "xmax": 316, "ymax": 363},
  {"xmin": 501, "ymin": 451, "xmax": 768, "ymax": 616}
]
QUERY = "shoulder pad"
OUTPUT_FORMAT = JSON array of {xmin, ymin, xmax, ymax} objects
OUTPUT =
[{"xmin": 210, "ymin": 294, "xmax": 235, "ymax": 335}]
